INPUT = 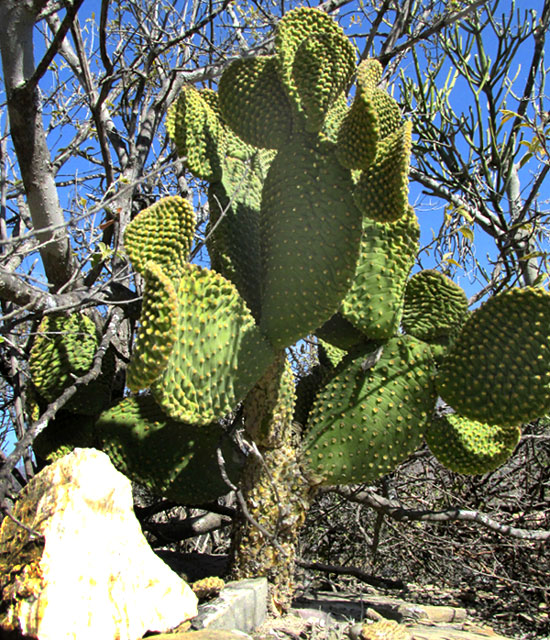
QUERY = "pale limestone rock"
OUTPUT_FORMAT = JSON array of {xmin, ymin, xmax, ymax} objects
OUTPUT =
[{"xmin": 0, "ymin": 448, "xmax": 198, "ymax": 640}]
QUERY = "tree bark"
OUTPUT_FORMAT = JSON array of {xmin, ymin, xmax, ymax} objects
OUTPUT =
[{"xmin": 0, "ymin": 0, "xmax": 74, "ymax": 289}]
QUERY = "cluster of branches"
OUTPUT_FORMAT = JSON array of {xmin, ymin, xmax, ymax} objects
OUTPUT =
[{"xmin": 0, "ymin": 0, "xmax": 549, "ymax": 616}]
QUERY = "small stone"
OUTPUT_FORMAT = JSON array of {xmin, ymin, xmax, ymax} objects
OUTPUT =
[{"xmin": 0, "ymin": 448, "xmax": 198, "ymax": 640}]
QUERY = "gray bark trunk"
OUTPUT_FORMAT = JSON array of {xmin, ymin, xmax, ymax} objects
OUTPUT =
[{"xmin": 0, "ymin": 0, "xmax": 74, "ymax": 289}]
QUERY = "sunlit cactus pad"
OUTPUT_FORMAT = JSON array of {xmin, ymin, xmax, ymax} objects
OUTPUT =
[
  {"xmin": 29, "ymin": 313, "xmax": 99, "ymax": 403},
  {"xmin": 354, "ymin": 121, "xmax": 412, "ymax": 223},
  {"xmin": 96, "ymin": 394, "xmax": 243, "ymax": 504},
  {"xmin": 336, "ymin": 58, "xmax": 401, "ymax": 172},
  {"xmin": 218, "ymin": 56, "xmax": 292, "ymax": 149},
  {"xmin": 275, "ymin": 6, "xmax": 355, "ymax": 127},
  {"xmin": 401, "ymin": 269, "xmax": 468, "ymax": 341},
  {"xmin": 292, "ymin": 32, "xmax": 355, "ymax": 132},
  {"xmin": 303, "ymin": 336, "xmax": 436, "ymax": 485},
  {"xmin": 437, "ymin": 287, "xmax": 550, "ymax": 426},
  {"xmin": 340, "ymin": 207, "xmax": 419, "ymax": 339},
  {"xmin": 126, "ymin": 261, "xmax": 178, "ymax": 391},
  {"xmin": 152, "ymin": 263, "xmax": 274, "ymax": 424},
  {"xmin": 123, "ymin": 195, "xmax": 196, "ymax": 282},
  {"xmin": 259, "ymin": 139, "xmax": 362, "ymax": 349},
  {"xmin": 425, "ymin": 413, "xmax": 521, "ymax": 475},
  {"xmin": 166, "ymin": 85, "xmax": 222, "ymax": 180},
  {"xmin": 355, "ymin": 60, "xmax": 402, "ymax": 139}
]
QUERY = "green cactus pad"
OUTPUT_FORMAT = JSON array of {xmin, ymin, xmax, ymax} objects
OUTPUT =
[
  {"xmin": 151, "ymin": 263, "xmax": 274, "ymax": 425},
  {"xmin": 303, "ymin": 336, "xmax": 436, "ymax": 485},
  {"xmin": 124, "ymin": 196, "xmax": 196, "ymax": 282},
  {"xmin": 275, "ymin": 7, "xmax": 354, "ymax": 119},
  {"xmin": 96, "ymin": 395, "xmax": 243, "ymax": 504},
  {"xmin": 437, "ymin": 287, "xmax": 550, "ymax": 426},
  {"xmin": 218, "ymin": 56, "xmax": 292, "ymax": 149},
  {"xmin": 340, "ymin": 206, "xmax": 419, "ymax": 340},
  {"xmin": 243, "ymin": 356, "xmax": 296, "ymax": 448},
  {"xmin": 126, "ymin": 261, "xmax": 178, "ymax": 391},
  {"xmin": 425, "ymin": 413, "xmax": 521, "ymax": 475},
  {"xmin": 353, "ymin": 121, "xmax": 412, "ymax": 223},
  {"xmin": 356, "ymin": 59, "xmax": 383, "ymax": 91},
  {"xmin": 315, "ymin": 312, "xmax": 369, "ymax": 351},
  {"xmin": 321, "ymin": 92, "xmax": 349, "ymax": 144},
  {"xmin": 166, "ymin": 85, "xmax": 222, "ymax": 180},
  {"xmin": 33, "ymin": 412, "xmax": 98, "ymax": 462},
  {"xmin": 335, "ymin": 87, "xmax": 379, "ymax": 170},
  {"xmin": 259, "ymin": 138, "xmax": 362, "ymax": 349},
  {"xmin": 401, "ymin": 270, "xmax": 469, "ymax": 341},
  {"xmin": 207, "ymin": 144, "xmax": 274, "ymax": 320},
  {"xmin": 356, "ymin": 60, "xmax": 402, "ymax": 137},
  {"xmin": 292, "ymin": 33, "xmax": 355, "ymax": 132},
  {"xmin": 29, "ymin": 313, "xmax": 99, "ymax": 403}
]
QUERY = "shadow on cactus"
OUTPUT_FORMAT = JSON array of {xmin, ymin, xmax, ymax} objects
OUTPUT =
[{"xmin": 85, "ymin": 6, "xmax": 550, "ymax": 612}]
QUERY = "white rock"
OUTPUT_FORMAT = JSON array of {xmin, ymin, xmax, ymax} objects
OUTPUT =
[{"xmin": 0, "ymin": 448, "xmax": 198, "ymax": 640}]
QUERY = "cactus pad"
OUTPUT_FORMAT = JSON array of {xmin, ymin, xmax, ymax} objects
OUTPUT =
[
  {"xmin": 425, "ymin": 413, "xmax": 521, "ymax": 475},
  {"xmin": 292, "ymin": 33, "xmax": 355, "ymax": 132},
  {"xmin": 303, "ymin": 336, "xmax": 436, "ymax": 485},
  {"xmin": 259, "ymin": 138, "xmax": 362, "ymax": 349},
  {"xmin": 340, "ymin": 207, "xmax": 419, "ymax": 339},
  {"xmin": 29, "ymin": 313, "xmax": 98, "ymax": 403},
  {"xmin": 401, "ymin": 270, "xmax": 468, "ymax": 341},
  {"xmin": 437, "ymin": 287, "xmax": 550, "ymax": 426},
  {"xmin": 124, "ymin": 196, "xmax": 195, "ymax": 282},
  {"xmin": 316, "ymin": 312, "xmax": 369, "ymax": 351},
  {"xmin": 126, "ymin": 261, "xmax": 178, "ymax": 391},
  {"xmin": 335, "ymin": 87, "xmax": 379, "ymax": 170},
  {"xmin": 353, "ymin": 121, "xmax": 412, "ymax": 223},
  {"xmin": 96, "ymin": 395, "xmax": 243, "ymax": 504},
  {"xmin": 151, "ymin": 263, "xmax": 274, "ymax": 424},
  {"xmin": 218, "ymin": 56, "xmax": 292, "ymax": 149},
  {"xmin": 166, "ymin": 85, "xmax": 222, "ymax": 180},
  {"xmin": 207, "ymin": 143, "xmax": 274, "ymax": 320},
  {"xmin": 275, "ymin": 7, "xmax": 354, "ymax": 125}
]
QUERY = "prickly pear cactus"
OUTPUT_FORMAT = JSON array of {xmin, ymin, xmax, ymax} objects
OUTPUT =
[{"xmin": 80, "ymin": 5, "xmax": 550, "ymax": 614}]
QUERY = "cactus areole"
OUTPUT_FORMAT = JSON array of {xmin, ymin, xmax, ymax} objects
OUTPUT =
[{"xmin": 30, "ymin": 6, "xmax": 550, "ymax": 613}]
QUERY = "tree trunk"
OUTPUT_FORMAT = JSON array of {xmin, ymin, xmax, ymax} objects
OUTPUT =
[
  {"xmin": 0, "ymin": 0, "xmax": 74, "ymax": 289},
  {"xmin": 229, "ymin": 356, "xmax": 315, "ymax": 613}
]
